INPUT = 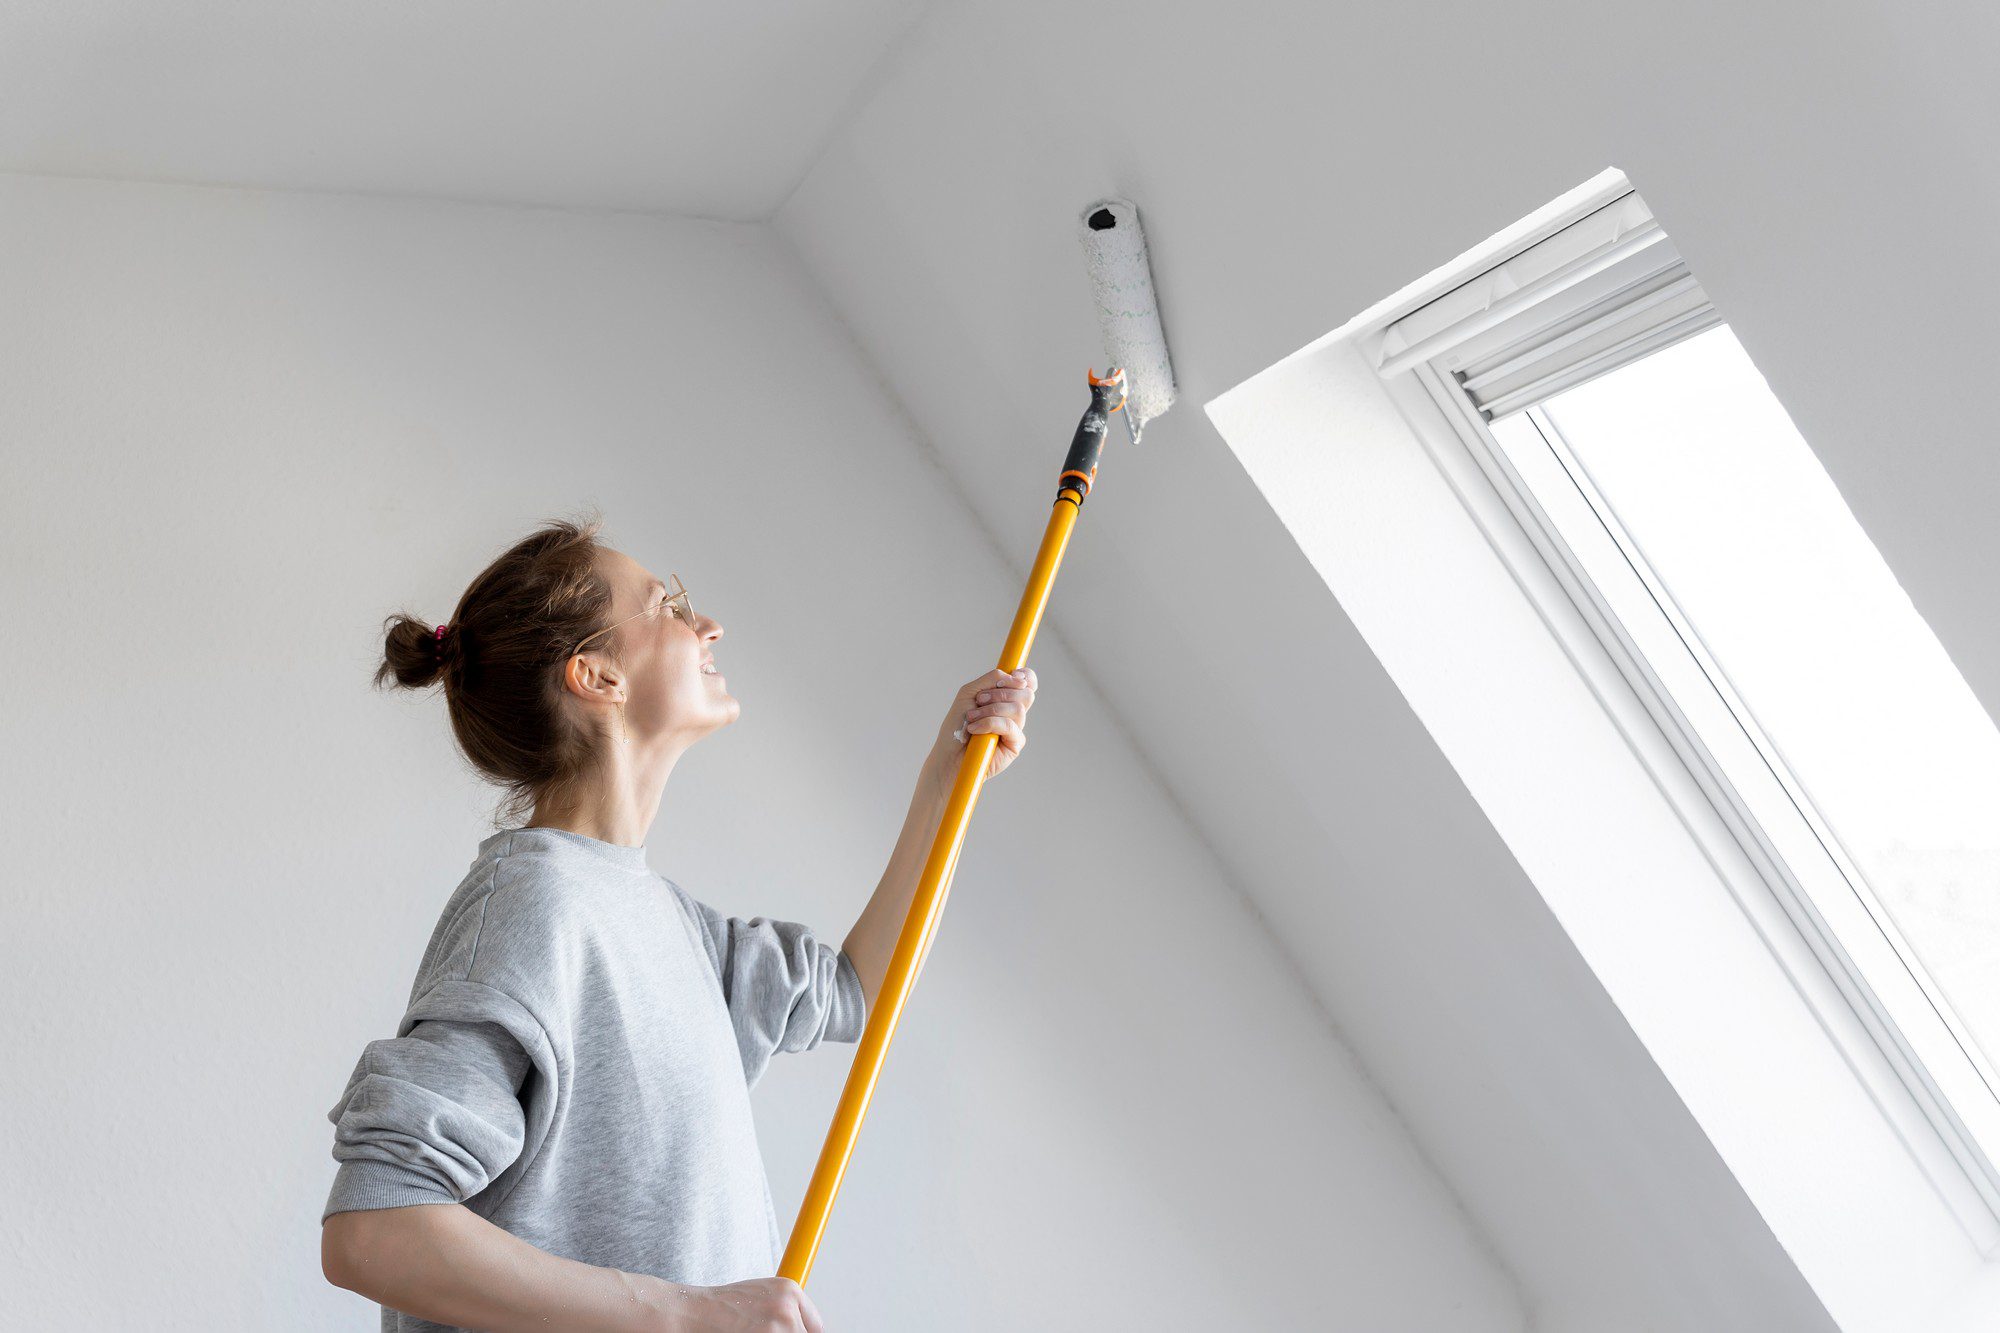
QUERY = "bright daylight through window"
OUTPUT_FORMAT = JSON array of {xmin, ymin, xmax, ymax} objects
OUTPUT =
[{"xmin": 1489, "ymin": 326, "xmax": 2000, "ymax": 1088}]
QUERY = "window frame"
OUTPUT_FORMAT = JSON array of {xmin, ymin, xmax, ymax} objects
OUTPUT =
[{"xmin": 1363, "ymin": 206, "xmax": 2000, "ymax": 1230}]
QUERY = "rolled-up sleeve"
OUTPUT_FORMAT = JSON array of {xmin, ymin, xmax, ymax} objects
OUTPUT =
[
  {"xmin": 671, "ymin": 885, "xmax": 868, "ymax": 1087},
  {"xmin": 322, "ymin": 979, "xmax": 556, "ymax": 1221}
]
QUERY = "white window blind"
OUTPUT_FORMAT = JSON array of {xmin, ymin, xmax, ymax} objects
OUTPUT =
[{"xmin": 1377, "ymin": 191, "xmax": 1721, "ymax": 418}]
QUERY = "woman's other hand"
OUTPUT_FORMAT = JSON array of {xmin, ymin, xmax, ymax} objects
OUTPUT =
[{"xmin": 932, "ymin": 666, "xmax": 1037, "ymax": 783}]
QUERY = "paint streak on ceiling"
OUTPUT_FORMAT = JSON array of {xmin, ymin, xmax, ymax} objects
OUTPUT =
[{"xmin": 0, "ymin": 0, "xmax": 930, "ymax": 221}]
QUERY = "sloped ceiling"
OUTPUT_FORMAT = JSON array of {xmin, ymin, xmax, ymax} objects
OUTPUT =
[
  {"xmin": 768, "ymin": 1, "xmax": 1997, "ymax": 1328},
  {"xmin": 0, "ymin": 0, "xmax": 928, "ymax": 220}
]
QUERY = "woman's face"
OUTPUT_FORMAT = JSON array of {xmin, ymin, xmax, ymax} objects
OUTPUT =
[{"xmin": 593, "ymin": 547, "xmax": 737, "ymax": 745}]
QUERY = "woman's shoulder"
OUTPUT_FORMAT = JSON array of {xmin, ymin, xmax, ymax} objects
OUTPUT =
[{"xmin": 411, "ymin": 843, "xmax": 605, "ymax": 1006}]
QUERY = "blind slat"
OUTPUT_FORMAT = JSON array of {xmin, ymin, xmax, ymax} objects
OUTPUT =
[{"xmin": 1379, "ymin": 193, "xmax": 1716, "ymax": 418}]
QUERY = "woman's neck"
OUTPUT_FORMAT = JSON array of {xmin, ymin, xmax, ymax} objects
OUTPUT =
[{"xmin": 529, "ymin": 736, "xmax": 686, "ymax": 848}]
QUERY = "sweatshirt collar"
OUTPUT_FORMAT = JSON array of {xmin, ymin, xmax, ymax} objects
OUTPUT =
[{"xmin": 483, "ymin": 825, "xmax": 652, "ymax": 874}]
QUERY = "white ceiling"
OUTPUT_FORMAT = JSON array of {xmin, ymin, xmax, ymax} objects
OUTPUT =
[
  {"xmin": 0, "ymin": 0, "xmax": 929, "ymax": 220},
  {"xmin": 771, "ymin": 0, "xmax": 2000, "ymax": 1327}
]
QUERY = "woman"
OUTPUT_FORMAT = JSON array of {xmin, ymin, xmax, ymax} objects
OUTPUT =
[{"xmin": 320, "ymin": 516, "xmax": 1036, "ymax": 1333}]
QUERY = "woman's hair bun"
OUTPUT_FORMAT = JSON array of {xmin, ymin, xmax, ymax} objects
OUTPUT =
[
  {"xmin": 376, "ymin": 612, "xmax": 448, "ymax": 690},
  {"xmin": 371, "ymin": 513, "xmax": 610, "ymax": 825}
]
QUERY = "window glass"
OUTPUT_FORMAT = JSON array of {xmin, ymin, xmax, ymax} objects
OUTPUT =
[{"xmin": 1494, "ymin": 326, "xmax": 2000, "ymax": 1067}]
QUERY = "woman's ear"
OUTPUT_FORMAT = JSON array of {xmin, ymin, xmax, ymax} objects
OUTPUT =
[{"xmin": 563, "ymin": 653, "xmax": 626, "ymax": 706}]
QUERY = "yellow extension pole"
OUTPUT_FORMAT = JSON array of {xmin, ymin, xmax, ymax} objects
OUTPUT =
[{"xmin": 778, "ymin": 370, "xmax": 1128, "ymax": 1286}]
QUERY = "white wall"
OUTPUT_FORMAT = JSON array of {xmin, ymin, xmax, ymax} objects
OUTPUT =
[
  {"xmin": 0, "ymin": 172, "xmax": 1520, "ymax": 1331},
  {"xmin": 772, "ymin": 0, "xmax": 2000, "ymax": 1326}
]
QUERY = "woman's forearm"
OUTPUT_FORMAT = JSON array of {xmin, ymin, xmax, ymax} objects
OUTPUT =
[
  {"xmin": 842, "ymin": 754, "xmax": 953, "ymax": 1010},
  {"xmin": 323, "ymin": 1202, "xmax": 673, "ymax": 1333},
  {"xmin": 845, "ymin": 665, "xmax": 1036, "ymax": 1009}
]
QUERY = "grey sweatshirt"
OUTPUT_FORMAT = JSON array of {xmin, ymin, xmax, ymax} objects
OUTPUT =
[{"xmin": 322, "ymin": 826, "xmax": 867, "ymax": 1332}]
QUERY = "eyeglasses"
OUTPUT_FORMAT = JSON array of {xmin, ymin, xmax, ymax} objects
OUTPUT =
[{"xmin": 571, "ymin": 573, "xmax": 695, "ymax": 657}]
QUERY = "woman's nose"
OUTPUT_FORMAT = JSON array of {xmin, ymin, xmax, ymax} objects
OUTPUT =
[{"xmin": 700, "ymin": 616, "xmax": 724, "ymax": 643}]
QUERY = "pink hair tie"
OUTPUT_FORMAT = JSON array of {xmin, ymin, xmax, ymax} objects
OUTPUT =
[{"xmin": 434, "ymin": 623, "xmax": 450, "ymax": 644}]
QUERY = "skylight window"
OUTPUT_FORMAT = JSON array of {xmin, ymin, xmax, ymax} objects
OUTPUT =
[
  {"xmin": 1377, "ymin": 184, "xmax": 2000, "ymax": 1208},
  {"xmin": 1491, "ymin": 329, "xmax": 2000, "ymax": 1073}
]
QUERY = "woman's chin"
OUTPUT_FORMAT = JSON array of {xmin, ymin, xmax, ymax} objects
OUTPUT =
[{"xmin": 685, "ymin": 673, "xmax": 738, "ymax": 725}]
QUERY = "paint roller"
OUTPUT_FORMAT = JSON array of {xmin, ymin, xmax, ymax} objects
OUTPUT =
[
  {"xmin": 777, "ymin": 198, "xmax": 1176, "ymax": 1286},
  {"xmin": 1079, "ymin": 197, "xmax": 1177, "ymax": 444}
]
